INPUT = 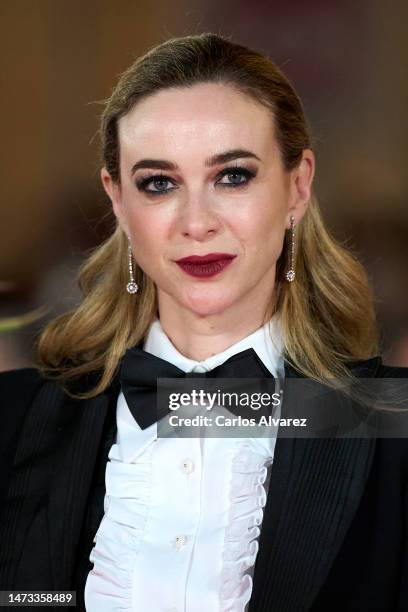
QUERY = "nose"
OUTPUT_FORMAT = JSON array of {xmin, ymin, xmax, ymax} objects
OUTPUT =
[{"xmin": 178, "ymin": 194, "xmax": 222, "ymax": 241}]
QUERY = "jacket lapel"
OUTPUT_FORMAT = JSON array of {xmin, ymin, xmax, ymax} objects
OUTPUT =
[
  {"xmin": 46, "ymin": 379, "xmax": 118, "ymax": 589},
  {"xmin": 249, "ymin": 356, "xmax": 382, "ymax": 611}
]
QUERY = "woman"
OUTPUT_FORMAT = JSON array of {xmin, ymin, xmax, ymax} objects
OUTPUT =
[{"xmin": 0, "ymin": 33, "xmax": 407, "ymax": 612}]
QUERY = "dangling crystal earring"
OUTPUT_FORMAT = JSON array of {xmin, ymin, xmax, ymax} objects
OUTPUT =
[
  {"xmin": 285, "ymin": 215, "xmax": 296, "ymax": 282},
  {"xmin": 126, "ymin": 238, "xmax": 139, "ymax": 294}
]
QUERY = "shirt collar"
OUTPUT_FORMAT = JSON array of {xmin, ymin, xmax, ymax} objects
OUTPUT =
[{"xmin": 143, "ymin": 313, "xmax": 284, "ymax": 378}]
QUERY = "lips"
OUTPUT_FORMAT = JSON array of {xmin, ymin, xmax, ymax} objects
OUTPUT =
[
  {"xmin": 175, "ymin": 253, "xmax": 236, "ymax": 279},
  {"xmin": 176, "ymin": 253, "xmax": 236, "ymax": 264}
]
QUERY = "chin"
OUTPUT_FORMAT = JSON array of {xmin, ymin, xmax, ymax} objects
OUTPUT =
[{"xmin": 181, "ymin": 289, "xmax": 237, "ymax": 318}]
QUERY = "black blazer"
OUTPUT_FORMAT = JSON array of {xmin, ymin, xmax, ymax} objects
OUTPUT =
[{"xmin": 0, "ymin": 356, "xmax": 407, "ymax": 612}]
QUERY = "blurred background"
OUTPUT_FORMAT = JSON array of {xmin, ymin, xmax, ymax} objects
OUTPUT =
[{"xmin": 1, "ymin": 0, "xmax": 407, "ymax": 371}]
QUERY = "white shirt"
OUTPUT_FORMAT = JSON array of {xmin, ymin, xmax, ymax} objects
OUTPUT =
[{"xmin": 84, "ymin": 315, "xmax": 285, "ymax": 612}]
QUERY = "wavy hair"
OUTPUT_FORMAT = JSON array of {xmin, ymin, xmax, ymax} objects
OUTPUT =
[{"xmin": 34, "ymin": 32, "xmax": 379, "ymax": 400}]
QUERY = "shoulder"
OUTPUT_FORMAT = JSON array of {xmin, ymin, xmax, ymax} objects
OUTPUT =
[
  {"xmin": 376, "ymin": 361, "xmax": 408, "ymax": 378},
  {"xmin": 0, "ymin": 367, "xmax": 48, "ymax": 439},
  {"xmin": 0, "ymin": 367, "xmax": 77, "ymax": 482},
  {"xmin": 346, "ymin": 355, "xmax": 408, "ymax": 378},
  {"xmin": 0, "ymin": 365, "xmax": 44, "ymax": 386},
  {"xmin": 0, "ymin": 367, "xmax": 68, "ymax": 440},
  {"xmin": 0, "ymin": 366, "xmax": 46, "ymax": 406}
]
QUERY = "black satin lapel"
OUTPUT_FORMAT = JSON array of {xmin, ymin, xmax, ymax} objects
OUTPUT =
[
  {"xmin": 47, "ymin": 387, "xmax": 117, "ymax": 589},
  {"xmin": 249, "ymin": 357, "xmax": 380, "ymax": 612}
]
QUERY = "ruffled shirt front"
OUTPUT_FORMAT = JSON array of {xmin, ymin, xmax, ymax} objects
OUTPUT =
[{"xmin": 84, "ymin": 316, "xmax": 285, "ymax": 612}]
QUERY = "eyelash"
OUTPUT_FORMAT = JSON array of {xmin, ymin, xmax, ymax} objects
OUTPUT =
[{"xmin": 135, "ymin": 165, "xmax": 257, "ymax": 196}]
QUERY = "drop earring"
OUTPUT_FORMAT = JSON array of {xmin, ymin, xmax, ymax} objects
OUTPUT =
[
  {"xmin": 126, "ymin": 238, "xmax": 139, "ymax": 294},
  {"xmin": 285, "ymin": 215, "xmax": 296, "ymax": 282}
]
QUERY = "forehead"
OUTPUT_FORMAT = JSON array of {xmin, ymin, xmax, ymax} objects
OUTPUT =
[{"xmin": 118, "ymin": 82, "xmax": 277, "ymax": 159}]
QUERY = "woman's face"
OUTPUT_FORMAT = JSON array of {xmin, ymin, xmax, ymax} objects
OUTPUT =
[{"xmin": 102, "ymin": 82, "xmax": 314, "ymax": 318}]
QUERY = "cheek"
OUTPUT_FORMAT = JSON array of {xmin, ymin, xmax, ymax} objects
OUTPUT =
[
  {"xmin": 126, "ymin": 207, "xmax": 170, "ymax": 266},
  {"xmin": 233, "ymin": 200, "xmax": 286, "ymax": 259}
]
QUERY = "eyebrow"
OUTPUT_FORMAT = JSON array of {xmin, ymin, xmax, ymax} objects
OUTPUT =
[{"xmin": 130, "ymin": 148, "xmax": 262, "ymax": 176}]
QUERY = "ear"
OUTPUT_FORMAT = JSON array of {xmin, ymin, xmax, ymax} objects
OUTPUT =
[
  {"xmin": 285, "ymin": 149, "xmax": 315, "ymax": 229},
  {"xmin": 100, "ymin": 167, "xmax": 130, "ymax": 237}
]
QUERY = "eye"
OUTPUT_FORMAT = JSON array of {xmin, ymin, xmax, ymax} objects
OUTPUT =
[
  {"xmin": 135, "ymin": 165, "xmax": 257, "ymax": 197},
  {"xmin": 136, "ymin": 174, "xmax": 177, "ymax": 196},
  {"xmin": 216, "ymin": 166, "xmax": 257, "ymax": 188}
]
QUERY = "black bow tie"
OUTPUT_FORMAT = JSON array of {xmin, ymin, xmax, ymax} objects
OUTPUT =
[{"xmin": 119, "ymin": 344, "xmax": 276, "ymax": 430}]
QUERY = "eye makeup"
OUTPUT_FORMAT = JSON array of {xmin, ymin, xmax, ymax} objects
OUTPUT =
[{"xmin": 134, "ymin": 164, "xmax": 258, "ymax": 197}]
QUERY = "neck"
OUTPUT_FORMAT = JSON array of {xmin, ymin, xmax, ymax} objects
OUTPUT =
[{"xmin": 157, "ymin": 290, "xmax": 276, "ymax": 362}]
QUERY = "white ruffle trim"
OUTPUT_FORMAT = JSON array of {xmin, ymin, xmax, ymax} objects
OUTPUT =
[
  {"xmin": 84, "ymin": 444, "xmax": 153, "ymax": 611},
  {"xmin": 220, "ymin": 440, "xmax": 273, "ymax": 611}
]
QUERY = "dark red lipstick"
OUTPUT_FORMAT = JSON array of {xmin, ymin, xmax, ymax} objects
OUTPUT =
[{"xmin": 175, "ymin": 253, "xmax": 237, "ymax": 278}]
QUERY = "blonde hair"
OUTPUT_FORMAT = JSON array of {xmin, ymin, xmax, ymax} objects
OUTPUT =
[{"xmin": 34, "ymin": 33, "xmax": 379, "ymax": 400}]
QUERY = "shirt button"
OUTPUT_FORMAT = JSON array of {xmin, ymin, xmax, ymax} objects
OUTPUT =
[
  {"xmin": 174, "ymin": 535, "xmax": 187, "ymax": 550},
  {"xmin": 180, "ymin": 459, "xmax": 194, "ymax": 474}
]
